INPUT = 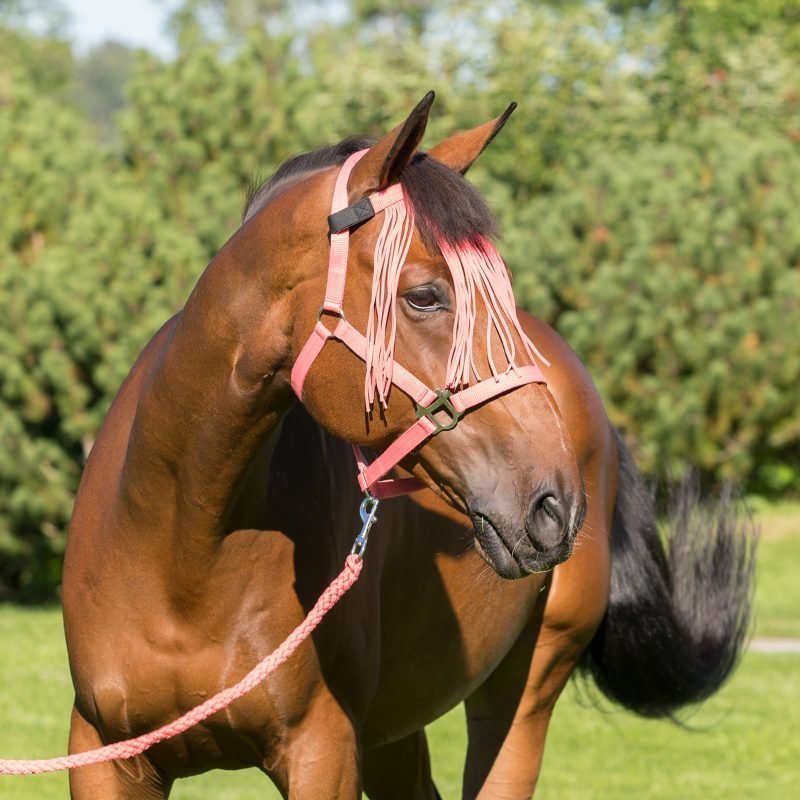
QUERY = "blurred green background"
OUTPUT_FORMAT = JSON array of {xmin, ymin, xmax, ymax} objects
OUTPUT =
[
  {"xmin": 1, "ymin": 1, "xmax": 799, "ymax": 594},
  {"xmin": 1, "ymin": 2, "xmax": 799, "ymax": 797}
]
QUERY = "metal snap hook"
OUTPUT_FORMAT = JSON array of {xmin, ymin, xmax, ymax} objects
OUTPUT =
[{"xmin": 351, "ymin": 493, "xmax": 380, "ymax": 559}]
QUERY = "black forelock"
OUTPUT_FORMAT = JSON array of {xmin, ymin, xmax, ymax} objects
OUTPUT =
[{"xmin": 243, "ymin": 136, "xmax": 498, "ymax": 251}]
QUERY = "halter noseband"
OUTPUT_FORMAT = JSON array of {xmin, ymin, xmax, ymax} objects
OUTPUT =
[{"xmin": 291, "ymin": 149, "xmax": 546, "ymax": 500}]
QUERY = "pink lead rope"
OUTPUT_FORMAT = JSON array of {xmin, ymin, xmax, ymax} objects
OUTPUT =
[{"xmin": 0, "ymin": 556, "xmax": 363, "ymax": 775}]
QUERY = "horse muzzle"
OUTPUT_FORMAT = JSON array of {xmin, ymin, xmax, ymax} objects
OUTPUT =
[{"xmin": 469, "ymin": 487, "xmax": 586, "ymax": 579}]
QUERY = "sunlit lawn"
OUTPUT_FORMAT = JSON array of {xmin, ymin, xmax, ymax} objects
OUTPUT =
[{"xmin": 1, "ymin": 503, "xmax": 797, "ymax": 799}]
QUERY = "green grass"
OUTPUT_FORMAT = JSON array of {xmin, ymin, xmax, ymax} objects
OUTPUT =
[
  {"xmin": 537, "ymin": 652, "xmax": 800, "ymax": 798},
  {"xmin": 751, "ymin": 500, "xmax": 800, "ymax": 638},
  {"xmin": 1, "ymin": 502, "xmax": 798, "ymax": 799}
]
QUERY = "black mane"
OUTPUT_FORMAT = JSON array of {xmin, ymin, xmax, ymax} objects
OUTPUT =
[{"xmin": 243, "ymin": 136, "xmax": 498, "ymax": 250}]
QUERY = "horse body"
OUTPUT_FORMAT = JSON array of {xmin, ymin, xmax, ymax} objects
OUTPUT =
[
  {"xmin": 61, "ymin": 95, "xmax": 752, "ymax": 799},
  {"xmin": 62, "ymin": 306, "xmax": 611, "ymax": 798}
]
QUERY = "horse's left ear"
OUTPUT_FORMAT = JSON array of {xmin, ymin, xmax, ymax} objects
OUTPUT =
[
  {"xmin": 427, "ymin": 102, "xmax": 517, "ymax": 174},
  {"xmin": 347, "ymin": 91, "xmax": 435, "ymax": 199}
]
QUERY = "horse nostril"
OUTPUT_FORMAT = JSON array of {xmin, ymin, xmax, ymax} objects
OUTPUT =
[
  {"xmin": 526, "ymin": 491, "xmax": 567, "ymax": 551},
  {"xmin": 541, "ymin": 495, "xmax": 560, "ymax": 524}
]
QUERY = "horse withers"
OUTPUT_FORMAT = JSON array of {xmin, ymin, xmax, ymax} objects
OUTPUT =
[{"xmin": 61, "ymin": 93, "xmax": 755, "ymax": 798}]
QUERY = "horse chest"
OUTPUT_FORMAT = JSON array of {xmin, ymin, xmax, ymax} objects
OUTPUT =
[
  {"xmin": 364, "ymin": 548, "xmax": 545, "ymax": 744},
  {"xmin": 75, "ymin": 599, "xmax": 308, "ymax": 775}
]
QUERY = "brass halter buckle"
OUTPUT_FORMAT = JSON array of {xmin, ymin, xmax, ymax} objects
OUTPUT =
[{"xmin": 415, "ymin": 389, "xmax": 463, "ymax": 434}]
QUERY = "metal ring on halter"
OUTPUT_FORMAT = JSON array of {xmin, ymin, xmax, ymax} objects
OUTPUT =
[{"xmin": 317, "ymin": 306, "xmax": 346, "ymax": 323}]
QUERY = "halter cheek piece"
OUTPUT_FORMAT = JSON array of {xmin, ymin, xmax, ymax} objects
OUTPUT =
[{"xmin": 291, "ymin": 149, "xmax": 546, "ymax": 500}]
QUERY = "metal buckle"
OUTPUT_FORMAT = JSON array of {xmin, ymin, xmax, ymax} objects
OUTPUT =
[
  {"xmin": 351, "ymin": 493, "xmax": 379, "ymax": 559},
  {"xmin": 415, "ymin": 389, "xmax": 463, "ymax": 434}
]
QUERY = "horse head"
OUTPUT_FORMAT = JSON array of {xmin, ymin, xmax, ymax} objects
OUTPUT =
[{"xmin": 246, "ymin": 93, "xmax": 586, "ymax": 578}]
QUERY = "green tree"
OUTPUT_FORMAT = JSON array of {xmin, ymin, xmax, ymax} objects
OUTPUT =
[
  {"xmin": 0, "ymin": 66, "xmax": 103, "ymax": 597},
  {"xmin": 74, "ymin": 41, "xmax": 139, "ymax": 142},
  {"xmin": 3, "ymin": 0, "xmax": 800, "ymax": 599}
]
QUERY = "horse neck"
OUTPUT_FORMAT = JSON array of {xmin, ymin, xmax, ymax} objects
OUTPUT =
[{"xmin": 118, "ymin": 218, "xmax": 299, "ymax": 570}]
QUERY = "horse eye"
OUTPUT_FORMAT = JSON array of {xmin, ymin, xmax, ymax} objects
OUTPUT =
[{"xmin": 405, "ymin": 286, "xmax": 447, "ymax": 313}]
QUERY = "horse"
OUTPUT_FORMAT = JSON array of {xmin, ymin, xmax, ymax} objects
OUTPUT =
[{"xmin": 61, "ymin": 93, "xmax": 755, "ymax": 799}]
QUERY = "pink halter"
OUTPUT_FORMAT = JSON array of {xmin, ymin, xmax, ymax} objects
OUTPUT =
[{"xmin": 291, "ymin": 150, "xmax": 547, "ymax": 499}]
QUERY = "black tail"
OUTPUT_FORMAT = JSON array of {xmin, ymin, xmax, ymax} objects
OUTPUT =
[{"xmin": 578, "ymin": 431, "xmax": 757, "ymax": 718}]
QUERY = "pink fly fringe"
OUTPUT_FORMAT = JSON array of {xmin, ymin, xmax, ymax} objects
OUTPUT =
[
  {"xmin": 364, "ymin": 196, "xmax": 416, "ymax": 410},
  {"xmin": 0, "ymin": 555, "xmax": 363, "ymax": 777},
  {"xmin": 363, "ymin": 206, "xmax": 549, "ymax": 410},
  {"xmin": 440, "ymin": 236, "xmax": 549, "ymax": 387}
]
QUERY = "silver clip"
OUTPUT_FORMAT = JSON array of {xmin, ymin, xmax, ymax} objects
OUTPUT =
[{"xmin": 351, "ymin": 494, "xmax": 379, "ymax": 559}]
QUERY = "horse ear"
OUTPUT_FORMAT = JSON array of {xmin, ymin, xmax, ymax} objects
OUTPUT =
[
  {"xmin": 427, "ymin": 102, "xmax": 517, "ymax": 175},
  {"xmin": 347, "ymin": 91, "xmax": 435, "ymax": 198}
]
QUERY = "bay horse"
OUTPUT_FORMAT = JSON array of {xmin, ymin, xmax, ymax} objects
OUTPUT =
[{"xmin": 61, "ymin": 93, "xmax": 754, "ymax": 798}]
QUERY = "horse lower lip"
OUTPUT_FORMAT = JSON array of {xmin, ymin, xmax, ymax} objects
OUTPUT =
[
  {"xmin": 471, "ymin": 514, "xmax": 520, "ymax": 567},
  {"xmin": 471, "ymin": 513, "xmax": 500, "ymax": 543},
  {"xmin": 471, "ymin": 513, "xmax": 570, "ymax": 575}
]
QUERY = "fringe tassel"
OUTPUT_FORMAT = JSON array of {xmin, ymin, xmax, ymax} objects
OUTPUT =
[
  {"xmin": 364, "ymin": 195, "xmax": 416, "ymax": 410},
  {"xmin": 364, "ymin": 201, "xmax": 547, "ymax": 410}
]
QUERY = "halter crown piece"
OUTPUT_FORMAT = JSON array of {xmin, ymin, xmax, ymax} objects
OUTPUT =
[{"xmin": 291, "ymin": 149, "xmax": 549, "ymax": 500}]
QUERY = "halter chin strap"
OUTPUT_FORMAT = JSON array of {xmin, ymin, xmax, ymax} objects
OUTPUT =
[{"xmin": 291, "ymin": 149, "xmax": 546, "ymax": 499}]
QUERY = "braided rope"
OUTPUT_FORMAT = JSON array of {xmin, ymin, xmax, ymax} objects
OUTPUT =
[{"xmin": 0, "ymin": 554, "xmax": 363, "ymax": 776}]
